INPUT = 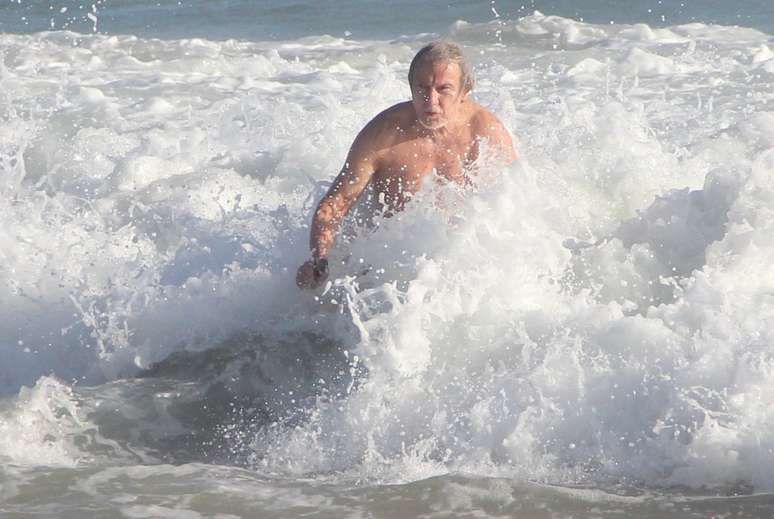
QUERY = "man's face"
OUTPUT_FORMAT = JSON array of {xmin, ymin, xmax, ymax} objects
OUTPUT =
[{"xmin": 410, "ymin": 59, "xmax": 467, "ymax": 131}]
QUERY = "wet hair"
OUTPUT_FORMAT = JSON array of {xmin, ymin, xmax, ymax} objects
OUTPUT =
[{"xmin": 408, "ymin": 40, "xmax": 474, "ymax": 93}]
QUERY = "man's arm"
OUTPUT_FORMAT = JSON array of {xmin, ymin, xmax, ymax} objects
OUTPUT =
[{"xmin": 296, "ymin": 128, "xmax": 379, "ymax": 289}]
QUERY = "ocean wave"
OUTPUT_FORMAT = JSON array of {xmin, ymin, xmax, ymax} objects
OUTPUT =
[{"xmin": 1, "ymin": 12, "xmax": 774, "ymax": 493}]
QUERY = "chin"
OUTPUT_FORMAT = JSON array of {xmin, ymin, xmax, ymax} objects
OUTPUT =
[{"xmin": 418, "ymin": 117, "xmax": 446, "ymax": 130}]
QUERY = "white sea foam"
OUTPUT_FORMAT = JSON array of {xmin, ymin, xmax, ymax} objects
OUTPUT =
[
  {"xmin": 0, "ymin": 377, "xmax": 86, "ymax": 467},
  {"xmin": 2, "ymin": 12, "xmax": 774, "ymax": 496}
]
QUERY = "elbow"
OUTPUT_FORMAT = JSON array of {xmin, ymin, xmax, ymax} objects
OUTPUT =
[
  {"xmin": 314, "ymin": 200, "xmax": 334, "ymax": 223},
  {"xmin": 314, "ymin": 199, "xmax": 342, "ymax": 227}
]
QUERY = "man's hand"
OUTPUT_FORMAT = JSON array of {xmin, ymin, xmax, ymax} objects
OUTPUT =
[{"xmin": 296, "ymin": 258, "xmax": 329, "ymax": 290}]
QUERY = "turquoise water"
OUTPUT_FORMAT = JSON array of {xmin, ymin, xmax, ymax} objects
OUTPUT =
[{"xmin": 2, "ymin": 0, "xmax": 774, "ymax": 40}]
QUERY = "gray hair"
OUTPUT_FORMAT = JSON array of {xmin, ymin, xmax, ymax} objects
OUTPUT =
[{"xmin": 408, "ymin": 40, "xmax": 475, "ymax": 93}]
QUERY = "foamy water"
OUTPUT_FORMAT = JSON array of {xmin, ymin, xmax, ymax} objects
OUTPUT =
[{"xmin": 2, "ymin": 5, "xmax": 774, "ymax": 517}]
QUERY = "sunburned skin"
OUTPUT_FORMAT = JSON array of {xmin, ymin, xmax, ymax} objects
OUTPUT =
[
  {"xmin": 368, "ymin": 102, "xmax": 481, "ymax": 211},
  {"xmin": 296, "ymin": 50, "xmax": 517, "ymax": 289}
]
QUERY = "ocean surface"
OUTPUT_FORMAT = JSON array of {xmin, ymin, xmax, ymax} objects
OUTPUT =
[{"xmin": 2, "ymin": 0, "xmax": 774, "ymax": 517}]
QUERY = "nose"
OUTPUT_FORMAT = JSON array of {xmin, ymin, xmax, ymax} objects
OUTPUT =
[{"xmin": 424, "ymin": 89, "xmax": 439, "ymax": 106}]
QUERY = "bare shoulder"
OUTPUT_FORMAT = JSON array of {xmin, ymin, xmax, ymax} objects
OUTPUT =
[
  {"xmin": 342, "ymin": 102, "xmax": 414, "ymax": 174},
  {"xmin": 468, "ymin": 102, "xmax": 518, "ymax": 162},
  {"xmin": 354, "ymin": 102, "xmax": 413, "ymax": 148},
  {"xmin": 468, "ymin": 102, "xmax": 508, "ymax": 136}
]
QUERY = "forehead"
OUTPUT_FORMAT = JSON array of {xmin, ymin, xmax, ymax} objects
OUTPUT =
[{"xmin": 412, "ymin": 59, "xmax": 462, "ymax": 85}]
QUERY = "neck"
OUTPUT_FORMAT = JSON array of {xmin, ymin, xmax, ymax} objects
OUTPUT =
[{"xmin": 414, "ymin": 119, "xmax": 459, "ymax": 140}]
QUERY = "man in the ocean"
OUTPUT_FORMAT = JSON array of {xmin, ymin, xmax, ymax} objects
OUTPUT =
[{"xmin": 296, "ymin": 40, "xmax": 517, "ymax": 289}]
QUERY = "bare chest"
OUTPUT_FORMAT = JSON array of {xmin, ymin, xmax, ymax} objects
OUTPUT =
[{"xmin": 371, "ymin": 136, "xmax": 477, "ymax": 208}]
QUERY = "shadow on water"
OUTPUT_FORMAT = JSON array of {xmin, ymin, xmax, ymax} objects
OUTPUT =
[
  {"xmin": 78, "ymin": 331, "xmax": 361, "ymax": 467},
  {"xmin": 561, "ymin": 169, "xmax": 742, "ymax": 312}
]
